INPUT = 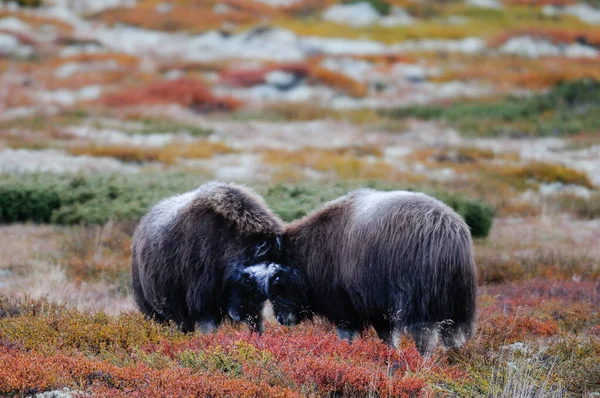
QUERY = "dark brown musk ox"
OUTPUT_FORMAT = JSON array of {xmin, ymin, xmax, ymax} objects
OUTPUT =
[
  {"xmin": 131, "ymin": 182, "xmax": 283, "ymax": 334},
  {"xmin": 265, "ymin": 189, "xmax": 477, "ymax": 356}
]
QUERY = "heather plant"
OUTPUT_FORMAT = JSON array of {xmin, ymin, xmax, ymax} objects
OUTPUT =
[{"xmin": 1, "ymin": 279, "xmax": 598, "ymax": 396}]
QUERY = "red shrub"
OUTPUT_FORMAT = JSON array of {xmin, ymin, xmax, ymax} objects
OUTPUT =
[
  {"xmin": 101, "ymin": 78, "xmax": 242, "ymax": 111},
  {"xmin": 220, "ymin": 63, "xmax": 310, "ymax": 87}
]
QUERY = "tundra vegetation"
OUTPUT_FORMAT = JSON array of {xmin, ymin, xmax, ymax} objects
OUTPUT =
[{"xmin": 0, "ymin": 0, "xmax": 599, "ymax": 396}]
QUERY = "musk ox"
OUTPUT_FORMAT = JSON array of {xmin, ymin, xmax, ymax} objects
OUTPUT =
[
  {"xmin": 266, "ymin": 189, "xmax": 477, "ymax": 355},
  {"xmin": 131, "ymin": 182, "xmax": 283, "ymax": 334}
]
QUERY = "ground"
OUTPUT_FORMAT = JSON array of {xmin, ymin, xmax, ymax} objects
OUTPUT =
[{"xmin": 0, "ymin": 0, "xmax": 599, "ymax": 396}]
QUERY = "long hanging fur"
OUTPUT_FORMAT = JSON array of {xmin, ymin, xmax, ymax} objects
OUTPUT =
[
  {"xmin": 270, "ymin": 189, "xmax": 477, "ymax": 355},
  {"xmin": 131, "ymin": 181, "xmax": 283, "ymax": 333}
]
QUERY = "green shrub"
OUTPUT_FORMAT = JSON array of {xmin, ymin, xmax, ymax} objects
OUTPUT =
[
  {"xmin": 263, "ymin": 181, "xmax": 494, "ymax": 238},
  {"xmin": 383, "ymin": 80, "xmax": 600, "ymax": 137},
  {"xmin": 0, "ymin": 175, "xmax": 494, "ymax": 237},
  {"xmin": 0, "ymin": 178, "xmax": 62, "ymax": 223},
  {"xmin": 0, "ymin": 173, "xmax": 202, "ymax": 225},
  {"xmin": 343, "ymin": 0, "xmax": 391, "ymax": 16}
]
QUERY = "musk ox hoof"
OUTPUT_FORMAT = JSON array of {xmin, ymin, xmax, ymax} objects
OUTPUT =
[{"xmin": 336, "ymin": 327, "xmax": 359, "ymax": 343}]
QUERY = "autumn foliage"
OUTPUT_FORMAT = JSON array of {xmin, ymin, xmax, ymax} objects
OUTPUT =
[
  {"xmin": 1, "ymin": 275, "xmax": 598, "ymax": 396},
  {"xmin": 101, "ymin": 78, "xmax": 242, "ymax": 111}
]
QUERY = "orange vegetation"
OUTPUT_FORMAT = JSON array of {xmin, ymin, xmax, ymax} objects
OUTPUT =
[
  {"xmin": 504, "ymin": 0, "xmax": 576, "ymax": 5},
  {"xmin": 68, "ymin": 140, "xmax": 232, "ymax": 165},
  {"xmin": 434, "ymin": 56, "xmax": 600, "ymax": 90},
  {"xmin": 490, "ymin": 28, "xmax": 600, "ymax": 48},
  {"xmin": 0, "ymin": 11, "xmax": 73, "ymax": 35},
  {"xmin": 95, "ymin": 0, "xmax": 283, "ymax": 33},
  {"xmin": 101, "ymin": 78, "xmax": 242, "ymax": 111},
  {"xmin": 221, "ymin": 62, "xmax": 368, "ymax": 97}
]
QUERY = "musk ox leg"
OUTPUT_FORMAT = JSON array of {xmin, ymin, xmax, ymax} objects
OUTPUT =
[
  {"xmin": 408, "ymin": 324, "xmax": 438, "ymax": 358},
  {"xmin": 247, "ymin": 313, "xmax": 265, "ymax": 335},
  {"xmin": 336, "ymin": 327, "xmax": 359, "ymax": 343},
  {"xmin": 374, "ymin": 323, "xmax": 398, "ymax": 348},
  {"xmin": 181, "ymin": 318, "xmax": 196, "ymax": 334},
  {"xmin": 198, "ymin": 318, "xmax": 217, "ymax": 334},
  {"xmin": 439, "ymin": 321, "xmax": 471, "ymax": 349}
]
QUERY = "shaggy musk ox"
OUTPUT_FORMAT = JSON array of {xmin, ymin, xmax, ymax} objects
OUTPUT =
[
  {"xmin": 131, "ymin": 182, "xmax": 283, "ymax": 334},
  {"xmin": 266, "ymin": 189, "xmax": 477, "ymax": 355}
]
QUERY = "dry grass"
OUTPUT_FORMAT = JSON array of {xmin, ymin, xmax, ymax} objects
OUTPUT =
[
  {"xmin": 67, "ymin": 140, "xmax": 233, "ymax": 165},
  {"xmin": 475, "ymin": 215, "xmax": 600, "ymax": 284},
  {"xmin": 0, "ymin": 225, "xmax": 134, "ymax": 315},
  {"xmin": 498, "ymin": 161, "xmax": 594, "ymax": 190},
  {"xmin": 95, "ymin": 1, "xmax": 278, "ymax": 32},
  {"xmin": 308, "ymin": 66, "xmax": 369, "ymax": 98},
  {"xmin": 0, "ymin": 128, "xmax": 75, "ymax": 151},
  {"xmin": 490, "ymin": 27, "xmax": 600, "ymax": 48},
  {"xmin": 433, "ymin": 56, "xmax": 600, "ymax": 91},
  {"xmin": 262, "ymin": 147, "xmax": 407, "ymax": 181},
  {"xmin": 60, "ymin": 221, "xmax": 134, "ymax": 288},
  {"xmin": 0, "ymin": 10, "xmax": 73, "ymax": 35}
]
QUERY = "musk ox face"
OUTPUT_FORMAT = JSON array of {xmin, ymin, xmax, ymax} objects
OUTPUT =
[
  {"xmin": 268, "ymin": 266, "xmax": 311, "ymax": 327},
  {"xmin": 225, "ymin": 264, "xmax": 269, "ymax": 333}
]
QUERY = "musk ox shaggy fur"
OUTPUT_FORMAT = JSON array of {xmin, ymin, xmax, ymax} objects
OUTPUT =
[
  {"xmin": 131, "ymin": 182, "xmax": 283, "ymax": 334},
  {"xmin": 266, "ymin": 189, "xmax": 477, "ymax": 355}
]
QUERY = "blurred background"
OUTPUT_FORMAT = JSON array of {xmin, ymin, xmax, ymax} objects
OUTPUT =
[
  {"xmin": 0, "ymin": 1, "xmax": 599, "ymax": 396},
  {"xmin": 0, "ymin": 0, "xmax": 598, "ymax": 314}
]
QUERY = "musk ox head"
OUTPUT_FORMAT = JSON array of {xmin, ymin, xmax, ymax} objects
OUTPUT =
[
  {"xmin": 267, "ymin": 265, "xmax": 311, "ymax": 326},
  {"xmin": 225, "ymin": 264, "xmax": 269, "ymax": 334}
]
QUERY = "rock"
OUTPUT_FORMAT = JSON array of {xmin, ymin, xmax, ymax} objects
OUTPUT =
[
  {"xmin": 539, "ymin": 182, "xmax": 592, "ymax": 198},
  {"xmin": 322, "ymin": 3, "xmax": 381, "ymax": 27},
  {"xmin": 35, "ymin": 387, "xmax": 79, "ymax": 398},
  {"xmin": 45, "ymin": 0, "xmax": 137, "ymax": 14},
  {"xmin": 0, "ymin": 149, "xmax": 139, "ymax": 174},
  {"xmin": 544, "ymin": 3, "xmax": 600, "ymax": 25},
  {"xmin": 500, "ymin": 36, "xmax": 599, "ymax": 58},
  {"xmin": 391, "ymin": 63, "xmax": 428, "ymax": 82},
  {"xmin": 251, "ymin": 0, "xmax": 302, "ymax": 6},
  {"xmin": 391, "ymin": 37, "xmax": 485, "ymax": 54},
  {"xmin": 0, "ymin": 33, "xmax": 19, "ymax": 55},
  {"xmin": 320, "ymin": 57, "xmax": 372, "ymax": 81},
  {"xmin": 37, "ymin": 86, "xmax": 102, "ymax": 105},
  {"xmin": 566, "ymin": 4, "xmax": 600, "ymax": 24},
  {"xmin": 380, "ymin": 6, "xmax": 414, "ymax": 26},
  {"xmin": 54, "ymin": 60, "xmax": 119, "ymax": 79},
  {"xmin": 264, "ymin": 70, "xmax": 299, "ymax": 90},
  {"xmin": 156, "ymin": 2, "xmax": 173, "ymax": 14},
  {"xmin": 465, "ymin": 0, "xmax": 502, "ymax": 9},
  {"xmin": 0, "ymin": 17, "xmax": 32, "ymax": 32},
  {"xmin": 300, "ymin": 36, "xmax": 387, "ymax": 56},
  {"xmin": 213, "ymin": 3, "xmax": 233, "ymax": 14}
]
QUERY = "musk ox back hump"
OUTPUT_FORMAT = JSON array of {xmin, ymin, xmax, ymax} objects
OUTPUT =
[{"xmin": 348, "ymin": 189, "xmax": 477, "ymax": 336}]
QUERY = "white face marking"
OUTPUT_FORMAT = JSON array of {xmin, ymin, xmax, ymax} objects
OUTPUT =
[{"xmin": 244, "ymin": 263, "xmax": 280, "ymax": 293}]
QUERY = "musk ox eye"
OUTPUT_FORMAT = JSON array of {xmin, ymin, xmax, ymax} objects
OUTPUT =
[
  {"xmin": 243, "ymin": 275, "xmax": 252, "ymax": 285},
  {"xmin": 272, "ymin": 276, "xmax": 281, "ymax": 286}
]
